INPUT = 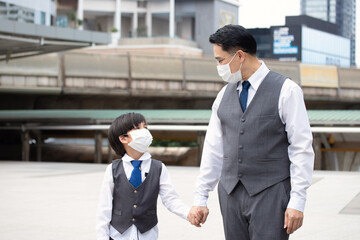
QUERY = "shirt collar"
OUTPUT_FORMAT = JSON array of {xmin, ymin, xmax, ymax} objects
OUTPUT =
[
  {"xmin": 122, "ymin": 152, "xmax": 152, "ymax": 162},
  {"xmin": 237, "ymin": 60, "xmax": 270, "ymax": 91}
]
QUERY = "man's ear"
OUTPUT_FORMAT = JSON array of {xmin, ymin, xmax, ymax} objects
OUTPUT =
[{"xmin": 237, "ymin": 50, "xmax": 244, "ymax": 59}]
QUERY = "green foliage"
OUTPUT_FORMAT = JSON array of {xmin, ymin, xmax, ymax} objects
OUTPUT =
[
  {"xmin": 68, "ymin": 12, "xmax": 76, "ymax": 21},
  {"xmin": 110, "ymin": 27, "xmax": 118, "ymax": 33}
]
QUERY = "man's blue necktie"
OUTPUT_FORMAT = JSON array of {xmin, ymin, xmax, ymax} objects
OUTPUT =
[
  {"xmin": 240, "ymin": 81, "xmax": 251, "ymax": 112},
  {"xmin": 129, "ymin": 160, "xmax": 142, "ymax": 188}
]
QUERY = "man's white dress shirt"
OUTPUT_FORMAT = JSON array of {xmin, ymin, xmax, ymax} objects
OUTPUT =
[
  {"xmin": 96, "ymin": 152, "xmax": 190, "ymax": 240},
  {"xmin": 194, "ymin": 61, "xmax": 314, "ymax": 212}
]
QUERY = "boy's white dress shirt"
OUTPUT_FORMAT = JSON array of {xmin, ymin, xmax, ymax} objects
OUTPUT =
[{"xmin": 96, "ymin": 152, "xmax": 190, "ymax": 240}]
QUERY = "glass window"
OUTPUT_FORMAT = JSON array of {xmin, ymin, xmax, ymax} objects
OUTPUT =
[
  {"xmin": 56, "ymin": 16, "xmax": 68, "ymax": 28},
  {"xmin": 41, "ymin": 11, "xmax": 46, "ymax": 24}
]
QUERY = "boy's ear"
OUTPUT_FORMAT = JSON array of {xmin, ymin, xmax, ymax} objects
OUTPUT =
[{"xmin": 119, "ymin": 135, "xmax": 128, "ymax": 144}]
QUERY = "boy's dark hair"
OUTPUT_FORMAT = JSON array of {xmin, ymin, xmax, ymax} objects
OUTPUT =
[
  {"xmin": 108, "ymin": 112, "xmax": 147, "ymax": 157},
  {"xmin": 209, "ymin": 24, "xmax": 257, "ymax": 55}
]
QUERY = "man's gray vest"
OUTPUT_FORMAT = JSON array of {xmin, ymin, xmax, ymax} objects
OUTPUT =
[
  {"xmin": 217, "ymin": 71, "xmax": 290, "ymax": 196},
  {"xmin": 110, "ymin": 159, "xmax": 162, "ymax": 234}
]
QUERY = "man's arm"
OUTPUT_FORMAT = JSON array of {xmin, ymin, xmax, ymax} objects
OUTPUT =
[
  {"xmin": 189, "ymin": 86, "xmax": 227, "ymax": 226},
  {"xmin": 280, "ymin": 80, "xmax": 314, "ymax": 234}
]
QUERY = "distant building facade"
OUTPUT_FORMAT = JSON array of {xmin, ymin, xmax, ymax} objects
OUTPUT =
[
  {"xmin": 55, "ymin": 0, "xmax": 240, "ymax": 55},
  {"xmin": 248, "ymin": 15, "xmax": 351, "ymax": 68},
  {"xmin": 301, "ymin": 0, "xmax": 356, "ymax": 65},
  {"xmin": 0, "ymin": 0, "xmax": 55, "ymax": 26}
]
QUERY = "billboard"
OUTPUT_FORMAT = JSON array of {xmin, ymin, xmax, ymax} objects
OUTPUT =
[{"xmin": 271, "ymin": 26, "xmax": 301, "ymax": 61}]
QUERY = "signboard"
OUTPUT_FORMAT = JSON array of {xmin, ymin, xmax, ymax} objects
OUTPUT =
[{"xmin": 273, "ymin": 27, "xmax": 298, "ymax": 55}]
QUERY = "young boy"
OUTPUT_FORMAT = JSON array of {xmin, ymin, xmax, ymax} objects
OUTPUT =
[{"xmin": 96, "ymin": 112, "xmax": 191, "ymax": 240}]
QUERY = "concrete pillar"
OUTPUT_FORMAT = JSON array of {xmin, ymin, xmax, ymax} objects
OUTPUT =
[
  {"xmin": 169, "ymin": 0, "xmax": 175, "ymax": 38},
  {"xmin": 313, "ymin": 134, "xmax": 322, "ymax": 170},
  {"xmin": 132, "ymin": 11, "xmax": 138, "ymax": 37},
  {"xmin": 95, "ymin": 131, "xmax": 102, "ymax": 163},
  {"xmin": 320, "ymin": 133, "xmax": 339, "ymax": 170},
  {"xmin": 197, "ymin": 131, "xmax": 205, "ymax": 166},
  {"xmin": 114, "ymin": 0, "xmax": 121, "ymax": 38},
  {"xmin": 36, "ymin": 131, "xmax": 42, "ymax": 162},
  {"xmin": 21, "ymin": 131, "xmax": 30, "ymax": 161},
  {"xmin": 77, "ymin": 0, "xmax": 84, "ymax": 30},
  {"xmin": 146, "ymin": 9, "xmax": 152, "ymax": 37},
  {"xmin": 107, "ymin": 140, "xmax": 113, "ymax": 163}
]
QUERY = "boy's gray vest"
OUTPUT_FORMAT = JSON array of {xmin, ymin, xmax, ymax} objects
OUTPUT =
[
  {"xmin": 110, "ymin": 159, "xmax": 162, "ymax": 234},
  {"xmin": 217, "ymin": 71, "xmax": 290, "ymax": 196}
]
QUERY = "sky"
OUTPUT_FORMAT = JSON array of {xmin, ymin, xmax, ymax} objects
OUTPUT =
[{"xmin": 237, "ymin": 0, "xmax": 360, "ymax": 67}]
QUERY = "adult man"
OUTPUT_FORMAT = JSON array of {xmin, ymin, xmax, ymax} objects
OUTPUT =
[{"xmin": 187, "ymin": 25, "xmax": 314, "ymax": 240}]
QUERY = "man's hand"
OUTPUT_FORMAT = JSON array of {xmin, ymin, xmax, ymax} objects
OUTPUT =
[
  {"xmin": 284, "ymin": 208, "xmax": 303, "ymax": 234},
  {"xmin": 187, "ymin": 206, "xmax": 209, "ymax": 227}
]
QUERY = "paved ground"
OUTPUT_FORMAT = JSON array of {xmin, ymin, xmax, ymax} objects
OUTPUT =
[{"xmin": 0, "ymin": 161, "xmax": 360, "ymax": 240}]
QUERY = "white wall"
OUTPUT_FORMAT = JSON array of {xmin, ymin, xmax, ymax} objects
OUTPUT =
[{"xmin": 83, "ymin": 0, "xmax": 115, "ymax": 12}]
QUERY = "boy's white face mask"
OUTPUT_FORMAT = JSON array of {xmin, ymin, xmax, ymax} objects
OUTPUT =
[
  {"xmin": 128, "ymin": 128, "xmax": 153, "ymax": 153},
  {"xmin": 216, "ymin": 53, "xmax": 243, "ymax": 83}
]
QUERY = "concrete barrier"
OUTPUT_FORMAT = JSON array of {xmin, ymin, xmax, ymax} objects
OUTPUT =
[
  {"xmin": 300, "ymin": 64, "xmax": 338, "ymax": 88},
  {"xmin": 64, "ymin": 52, "xmax": 129, "ymax": 78},
  {"xmin": 184, "ymin": 57, "xmax": 221, "ymax": 82},
  {"xmin": 265, "ymin": 59, "xmax": 301, "ymax": 85},
  {"xmin": 0, "ymin": 53, "xmax": 59, "ymax": 76},
  {"xmin": 338, "ymin": 67, "xmax": 360, "ymax": 89},
  {"xmin": 130, "ymin": 55, "xmax": 183, "ymax": 80}
]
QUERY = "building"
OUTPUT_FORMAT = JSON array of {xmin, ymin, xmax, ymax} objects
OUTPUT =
[
  {"xmin": 0, "ymin": 0, "xmax": 110, "ymax": 61},
  {"xmin": 248, "ymin": 15, "xmax": 351, "ymax": 68},
  {"xmin": 301, "ymin": 0, "xmax": 356, "ymax": 66},
  {"xmin": 55, "ymin": 0, "xmax": 240, "ymax": 56},
  {"xmin": 0, "ymin": 0, "xmax": 56, "ymax": 26}
]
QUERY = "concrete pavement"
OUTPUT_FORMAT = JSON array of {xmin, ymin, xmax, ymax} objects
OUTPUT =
[{"xmin": 0, "ymin": 161, "xmax": 359, "ymax": 240}]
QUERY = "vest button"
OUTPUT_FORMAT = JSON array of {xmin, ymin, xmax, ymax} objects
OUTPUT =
[
  {"xmin": 240, "ymin": 130, "xmax": 244, "ymax": 134},
  {"xmin": 238, "ymin": 159, "xmax": 242, "ymax": 163},
  {"xmin": 132, "ymin": 218, "xmax": 136, "ymax": 222},
  {"xmin": 238, "ymin": 174, "xmax": 243, "ymax": 178},
  {"xmin": 133, "ymin": 204, "xmax": 137, "ymax": 208},
  {"xmin": 239, "ymin": 145, "xmax": 243, "ymax": 149},
  {"xmin": 241, "ymin": 118, "xmax": 245, "ymax": 122},
  {"xmin": 134, "ymin": 190, "xmax": 137, "ymax": 193}
]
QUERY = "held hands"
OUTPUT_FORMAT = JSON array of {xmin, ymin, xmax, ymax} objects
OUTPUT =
[
  {"xmin": 187, "ymin": 206, "xmax": 209, "ymax": 227},
  {"xmin": 284, "ymin": 208, "xmax": 304, "ymax": 234}
]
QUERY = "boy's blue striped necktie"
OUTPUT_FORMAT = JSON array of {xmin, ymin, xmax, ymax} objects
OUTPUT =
[{"xmin": 129, "ymin": 160, "xmax": 142, "ymax": 188}]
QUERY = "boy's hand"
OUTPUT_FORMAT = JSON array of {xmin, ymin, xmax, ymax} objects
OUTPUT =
[{"xmin": 187, "ymin": 206, "xmax": 209, "ymax": 227}]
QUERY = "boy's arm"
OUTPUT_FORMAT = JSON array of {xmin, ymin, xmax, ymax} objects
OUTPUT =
[
  {"xmin": 96, "ymin": 164, "xmax": 114, "ymax": 240},
  {"xmin": 158, "ymin": 163, "xmax": 190, "ymax": 220}
]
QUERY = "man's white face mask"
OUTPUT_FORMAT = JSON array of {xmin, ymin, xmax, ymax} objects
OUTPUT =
[
  {"xmin": 216, "ymin": 53, "xmax": 243, "ymax": 83},
  {"xmin": 128, "ymin": 128, "xmax": 153, "ymax": 153}
]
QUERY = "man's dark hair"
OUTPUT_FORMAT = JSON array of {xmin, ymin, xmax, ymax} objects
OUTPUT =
[
  {"xmin": 209, "ymin": 24, "xmax": 257, "ymax": 55},
  {"xmin": 108, "ymin": 112, "xmax": 147, "ymax": 157}
]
